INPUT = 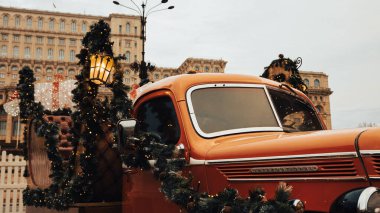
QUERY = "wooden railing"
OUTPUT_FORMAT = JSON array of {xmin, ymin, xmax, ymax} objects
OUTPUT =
[{"xmin": 0, "ymin": 151, "xmax": 26, "ymax": 213}]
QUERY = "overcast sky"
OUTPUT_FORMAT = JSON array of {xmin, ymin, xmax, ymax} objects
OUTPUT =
[{"xmin": 1, "ymin": 0, "xmax": 380, "ymax": 129}]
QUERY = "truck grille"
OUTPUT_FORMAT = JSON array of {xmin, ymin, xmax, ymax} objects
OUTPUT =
[
  {"xmin": 216, "ymin": 158, "xmax": 357, "ymax": 181},
  {"xmin": 372, "ymin": 155, "xmax": 380, "ymax": 175}
]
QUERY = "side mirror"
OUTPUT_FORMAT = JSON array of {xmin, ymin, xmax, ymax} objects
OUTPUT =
[{"xmin": 117, "ymin": 119, "xmax": 137, "ymax": 153}]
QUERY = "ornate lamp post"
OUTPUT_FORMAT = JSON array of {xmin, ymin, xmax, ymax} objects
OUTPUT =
[{"xmin": 113, "ymin": 0, "xmax": 174, "ymax": 86}]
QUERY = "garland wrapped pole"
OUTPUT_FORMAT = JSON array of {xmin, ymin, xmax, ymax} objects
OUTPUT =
[{"xmin": 22, "ymin": 20, "xmax": 133, "ymax": 210}]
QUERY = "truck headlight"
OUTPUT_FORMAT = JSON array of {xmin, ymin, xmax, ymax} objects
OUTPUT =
[{"xmin": 357, "ymin": 187, "xmax": 380, "ymax": 213}]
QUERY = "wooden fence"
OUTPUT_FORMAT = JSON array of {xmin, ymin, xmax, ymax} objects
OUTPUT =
[{"xmin": 0, "ymin": 151, "xmax": 26, "ymax": 213}]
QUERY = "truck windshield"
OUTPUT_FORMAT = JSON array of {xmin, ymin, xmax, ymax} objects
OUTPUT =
[
  {"xmin": 188, "ymin": 84, "xmax": 323, "ymax": 137},
  {"xmin": 189, "ymin": 86, "xmax": 281, "ymax": 137}
]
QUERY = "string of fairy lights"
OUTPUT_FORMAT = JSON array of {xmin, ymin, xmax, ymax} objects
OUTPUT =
[{"xmin": 34, "ymin": 80, "xmax": 76, "ymax": 111}]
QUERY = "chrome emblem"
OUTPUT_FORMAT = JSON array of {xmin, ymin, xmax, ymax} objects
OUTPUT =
[{"xmin": 250, "ymin": 165, "xmax": 319, "ymax": 174}]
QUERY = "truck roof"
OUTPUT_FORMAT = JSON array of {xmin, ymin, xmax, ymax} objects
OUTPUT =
[{"xmin": 134, "ymin": 73, "xmax": 308, "ymax": 102}]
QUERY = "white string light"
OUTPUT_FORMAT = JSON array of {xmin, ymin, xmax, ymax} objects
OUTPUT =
[{"xmin": 34, "ymin": 80, "xmax": 76, "ymax": 111}]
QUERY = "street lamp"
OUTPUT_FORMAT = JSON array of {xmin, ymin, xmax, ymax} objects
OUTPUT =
[
  {"xmin": 89, "ymin": 54, "xmax": 115, "ymax": 84},
  {"xmin": 113, "ymin": 0, "xmax": 174, "ymax": 86}
]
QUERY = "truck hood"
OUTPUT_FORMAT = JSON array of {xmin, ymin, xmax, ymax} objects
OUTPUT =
[{"xmin": 205, "ymin": 128, "xmax": 373, "ymax": 161}]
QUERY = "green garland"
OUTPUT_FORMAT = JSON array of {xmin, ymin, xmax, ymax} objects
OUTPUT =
[{"xmin": 122, "ymin": 133, "xmax": 296, "ymax": 213}]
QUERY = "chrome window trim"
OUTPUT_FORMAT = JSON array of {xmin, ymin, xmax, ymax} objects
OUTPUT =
[
  {"xmin": 188, "ymin": 152, "xmax": 358, "ymax": 165},
  {"xmin": 186, "ymin": 83, "xmax": 283, "ymax": 138}
]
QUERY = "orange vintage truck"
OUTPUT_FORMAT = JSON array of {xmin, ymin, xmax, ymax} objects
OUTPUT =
[{"xmin": 119, "ymin": 73, "xmax": 380, "ymax": 213}]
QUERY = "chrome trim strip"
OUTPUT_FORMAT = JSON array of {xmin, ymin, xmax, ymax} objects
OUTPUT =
[
  {"xmin": 360, "ymin": 150, "xmax": 380, "ymax": 155},
  {"xmin": 205, "ymin": 152, "xmax": 358, "ymax": 165},
  {"xmin": 228, "ymin": 177, "xmax": 366, "ymax": 182},
  {"xmin": 186, "ymin": 83, "xmax": 283, "ymax": 138},
  {"xmin": 189, "ymin": 157, "xmax": 205, "ymax": 165},
  {"xmin": 369, "ymin": 177, "xmax": 380, "ymax": 180}
]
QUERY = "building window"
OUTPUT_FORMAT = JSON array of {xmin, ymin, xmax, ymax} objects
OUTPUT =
[
  {"xmin": 59, "ymin": 38, "xmax": 65, "ymax": 45},
  {"xmin": 1, "ymin": 34, "xmax": 8, "ymax": 41},
  {"xmin": 126, "ymin": 51, "xmax": 130, "ymax": 62},
  {"xmin": 304, "ymin": 79, "xmax": 309, "ymax": 87},
  {"xmin": 134, "ymin": 26, "xmax": 137, "ymax": 35},
  {"xmin": 3, "ymin": 15, "xmax": 8, "ymax": 27},
  {"xmin": 195, "ymin": 66, "xmax": 199, "ymax": 71},
  {"xmin": 134, "ymin": 42, "xmax": 137, "ymax": 48},
  {"xmin": 46, "ymin": 67, "xmax": 53, "ymax": 73},
  {"xmin": 13, "ymin": 46, "xmax": 19, "ymax": 57},
  {"xmin": 60, "ymin": 20, "xmax": 65, "ymax": 31},
  {"xmin": 214, "ymin": 67, "xmax": 219, "ymax": 73},
  {"xmin": 47, "ymin": 48, "xmax": 54, "ymax": 59},
  {"xmin": 68, "ymin": 69, "xmax": 75, "ymax": 75},
  {"xmin": 70, "ymin": 50, "xmax": 75, "ymax": 62},
  {"xmin": 38, "ymin": 18, "xmax": 43, "ymax": 30},
  {"xmin": 125, "ymin": 40, "xmax": 130, "ymax": 47},
  {"xmin": 119, "ymin": 25, "xmax": 122, "ymax": 33},
  {"xmin": 163, "ymin": 74, "xmax": 169, "ymax": 78},
  {"xmin": 0, "ymin": 121, "xmax": 6, "ymax": 135},
  {"xmin": 57, "ymin": 68, "xmax": 64, "ymax": 74},
  {"xmin": 0, "ymin": 65, "xmax": 5, "ymax": 70},
  {"xmin": 126, "ymin": 23, "xmax": 130, "ymax": 33},
  {"xmin": 125, "ymin": 78, "xmax": 130, "ymax": 83},
  {"xmin": 49, "ymin": 19, "xmax": 54, "ymax": 30},
  {"xmin": 26, "ymin": 17, "xmax": 32, "ymax": 28},
  {"xmin": 36, "ymin": 36, "xmax": 43, "ymax": 44},
  {"xmin": 0, "ymin": 73, "xmax": 4, "ymax": 78},
  {"xmin": 48, "ymin": 37, "xmax": 54, "ymax": 45},
  {"xmin": 46, "ymin": 76, "xmax": 52, "ymax": 81},
  {"xmin": 13, "ymin": 35, "xmax": 20, "ymax": 42},
  {"xmin": 69, "ymin": 39, "xmax": 76, "ymax": 46},
  {"xmin": 314, "ymin": 79, "xmax": 320, "ymax": 88},
  {"xmin": 205, "ymin": 66, "xmax": 209, "ymax": 72},
  {"xmin": 11, "ymin": 66, "xmax": 18, "ymax": 71},
  {"xmin": 12, "ymin": 120, "xmax": 20, "ymax": 137},
  {"xmin": 25, "ymin": 35, "xmax": 32, "ymax": 43},
  {"xmin": 36, "ymin": 48, "xmax": 42, "ymax": 59},
  {"xmin": 35, "ymin": 67, "xmax": 41, "ymax": 73},
  {"xmin": 82, "ymin": 22, "xmax": 87, "ymax": 33},
  {"xmin": 58, "ymin": 49, "xmax": 64, "ymax": 60},
  {"xmin": 12, "ymin": 74, "xmax": 17, "ymax": 79},
  {"xmin": 71, "ymin": 21, "xmax": 76, "ymax": 32},
  {"xmin": 316, "ymin": 105, "xmax": 323, "ymax": 113},
  {"xmin": 320, "ymin": 96, "xmax": 323, "ymax": 101},
  {"xmin": 24, "ymin": 47, "xmax": 31, "ymax": 59},
  {"xmin": 15, "ymin": 16, "xmax": 20, "ymax": 28},
  {"xmin": 1, "ymin": 45, "xmax": 7, "ymax": 57}
]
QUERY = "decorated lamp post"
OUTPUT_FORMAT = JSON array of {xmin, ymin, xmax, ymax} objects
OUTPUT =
[{"xmin": 113, "ymin": 0, "xmax": 174, "ymax": 86}]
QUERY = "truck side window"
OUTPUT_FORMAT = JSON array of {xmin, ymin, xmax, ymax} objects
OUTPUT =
[{"xmin": 136, "ymin": 96, "xmax": 180, "ymax": 145}]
